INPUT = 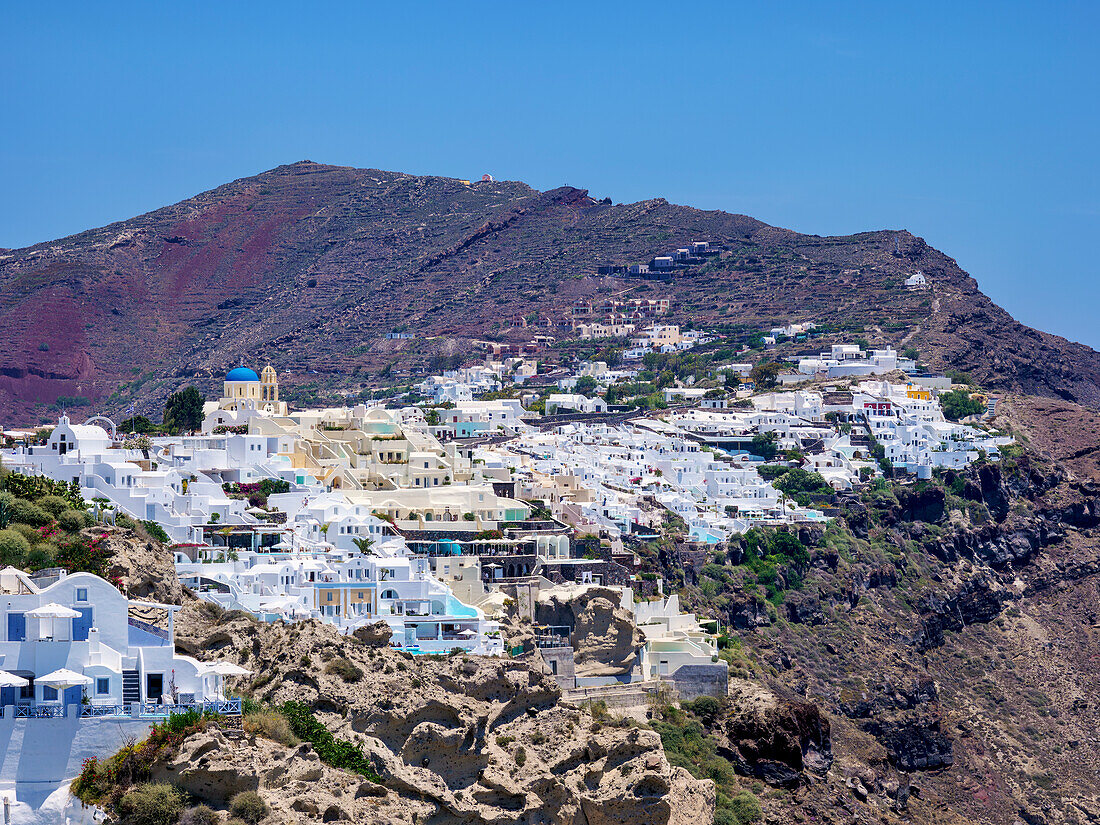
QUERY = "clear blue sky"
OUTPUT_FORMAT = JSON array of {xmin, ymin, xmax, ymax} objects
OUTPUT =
[{"xmin": 3, "ymin": 2, "xmax": 1098, "ymax": 348}]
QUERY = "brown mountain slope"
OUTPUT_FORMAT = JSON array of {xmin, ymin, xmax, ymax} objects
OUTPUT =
[{"xmin": 2, "ymin": 160, "xmax": 1098, "ymax": 423}]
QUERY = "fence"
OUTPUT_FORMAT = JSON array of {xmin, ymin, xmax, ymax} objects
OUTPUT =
[{"xmin": 2, "ymin": 698, "xmax": 242, "ymax": 720}]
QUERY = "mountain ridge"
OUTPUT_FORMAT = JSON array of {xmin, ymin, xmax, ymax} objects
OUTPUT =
[{"xmin": 1, "ymin": 160, "xmax": 1098, "ymax": 424}]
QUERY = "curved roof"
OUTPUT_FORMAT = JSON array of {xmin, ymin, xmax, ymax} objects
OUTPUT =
[{"xmin": 226, "ymin": 367, "xmax": 260, "ymax": 382}]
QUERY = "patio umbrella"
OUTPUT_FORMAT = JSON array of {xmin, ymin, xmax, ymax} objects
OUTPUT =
[
  {"xmin": 0, "ymin": 671, "xmax": 28, "ymax": 688},
  {"xmin": 27, "ymin": 603, "xmax": 81, "ymax": 640},
  {"xmin": 27, "ymin": 603, "xmax": 80, "ymax": 618},
  {"xmin": 458, "ymin": 629, "xmax": 477, "ymax": 637},
  {"xmin": 203, "ymin": 661, "xmax": 252, "ymax": 700},
  {"xmin": 37, "ymin": 668, "xmax": 92, "ymax": 689}
]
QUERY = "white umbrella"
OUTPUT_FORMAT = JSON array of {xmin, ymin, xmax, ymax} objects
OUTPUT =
[
  {"xmin": 458, "ymin": 629, "xmax": 477, "ymax": 637},
  {"xmin": 27, "ymin": 603, "xmax": 80, "ymax": 619},
  {"xmin": 37, "ymin": 668, "xmax": 92, "ymax": 688},
  {"xmin": 0, "ymin": 671, "xmax": 28, "ymax": 688},
  {"xmin": 27, "ymin": 603, "xmax": 81, "ymax": 641},
  {"xmin": 203, "ymin": 661, "xmax": 252, "ymax": 701}
]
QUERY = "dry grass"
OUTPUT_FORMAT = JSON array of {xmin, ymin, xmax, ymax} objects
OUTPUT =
[{"xmin": 243, "ymin": 709, "xmax": 300, "ymax": 747}]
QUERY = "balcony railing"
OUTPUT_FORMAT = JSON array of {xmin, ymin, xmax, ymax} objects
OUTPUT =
[{"xmin": 2, "ymin": 698, "xmax": 242, "ymax": 720}]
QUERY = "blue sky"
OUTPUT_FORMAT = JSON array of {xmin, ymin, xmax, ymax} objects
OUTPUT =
[{"xmin": 2, "ymin": 2, "xmax": 1098, "ymax": 347}]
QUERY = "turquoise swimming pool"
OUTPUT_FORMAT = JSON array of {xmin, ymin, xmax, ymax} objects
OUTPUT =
[{"xmin": 446, "ymin": 595, "xmax": 478, "ymax": 617}]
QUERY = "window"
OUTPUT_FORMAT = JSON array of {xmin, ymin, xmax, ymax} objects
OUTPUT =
[
  {"xmin": 75, "ymin": 587, "xmax": 88, "ymax": 602},
  {"xmin": 96, "ymin": 677, "xmax": 110, "ymax": 695},
  {"xmin": 43, "ymin": 686, "xmax": 58, "ymax": 701},
  {"xmin": 326, "ymin": 592, "xmax": 333, "ymax": 602}
]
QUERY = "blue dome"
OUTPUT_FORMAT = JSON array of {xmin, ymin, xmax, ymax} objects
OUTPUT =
[{"xmin": 226, "ymin": 367, "xmax": 260, "ymax": 382}]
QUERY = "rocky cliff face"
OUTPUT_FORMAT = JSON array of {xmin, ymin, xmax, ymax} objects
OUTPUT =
[
  {"xmin": 3, "ymin": 161, "xmax": 1100, "ymax": 423},
  {"xmin": 642, "ymin": 395, "xmax": 1100, "ymax": 825},
  {"xmin": 95, "ymin": 526, "xmax": 192, "ymax": 605},
  {"xmin": 172, "ymin": 602, "xmax": 714, "ymax": 825}
]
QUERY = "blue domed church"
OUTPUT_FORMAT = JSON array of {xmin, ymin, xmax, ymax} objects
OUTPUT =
[{"xmin": 202, "ymin": 364, "xmax": 287, "ymax": 432}]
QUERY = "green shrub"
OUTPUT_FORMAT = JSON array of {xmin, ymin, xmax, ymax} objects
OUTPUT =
[
  {"xmin": 0, "ymin": 492, "xmax": 13, "ymax": 529},
  {"xmin": 117, "ymin": 783, "xmax": 185, "ymax": 825},
  {"xmin": 324, "ymin": 657, "xmax": 363, "ymax": 683},
  {"xmin": 26, "ymin": 543, "xmax": 57, "ymax": 569},
  {"xmin": 514, "ymin": 746, "xmax": 527, "ymax": 767},
  {"xmin": 179, "ymin": 805, "xmax": 220, "ymax": 825},
  {"xmin": 728, "ymin": 790, "xmax": 762, "ymax": 824},
  {"xmin": 36, "ymin": 495, "xmax": 70, "ymax": 517},
  {"xmin": 229, "ymin": 790, "xmax": 268, "ymax": 825},
  {"xmin": 0, "ymin": 529, "xmax": 31, "ymax": 567},
  {"xmin": 10, "ymin": 523, "xmax": 39, "ymax": 543},
  {"xmin": 279, "ymin": 701, "xmax": 382, "ymax": 782},
  {"xmin": 941, "ymin": 389, "xmax": 984, "ymax": 421},
  {"xmin": 10, "ymin": 499, "xmax": 50, "ymax": 527},
  {"xmin": 58, "ymin": 509, "xmax": 90, "ymax": 533},
  {"xmin": 682, "ymin": 696, "xmax": 725, "ymax": 726},
  {"xmin": 141, "ymin": 520, "xmax": 170, "ymax": 543}
]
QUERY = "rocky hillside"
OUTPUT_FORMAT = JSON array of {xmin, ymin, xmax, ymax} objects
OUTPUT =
[
  {"xmin": 3, "ymin": 161, "xmax": 1100, "ymax": 423},
  {"xmin": 163, "ymin": 603, "xmax": 713, "ymax": 825},
  {"xmin": 641, "ymin": 394, "xmax": 1100, "ymax": 825}
]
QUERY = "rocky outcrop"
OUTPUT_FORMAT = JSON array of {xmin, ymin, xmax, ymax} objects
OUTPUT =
[
  {"xmin": 724, "ymin": 592, "xmax": 772, "ymax": 629},
  {"xmin": 351, "ymin": 620, "xmax": 392, "ymax": 647},
  {"xmin": 153, "ymin": 728, "xmax": 415, "ymax": 824},
  {"xmin": 863, "ymin": 714, "xmax": 954, "ymax": 772},
  {"xmin": 172, "ymin": 602, "xmax": 713, "ymax": 824},
  {"xmin": 534, "ymin": 586, "xmax": 643, "ymax": 676},
  {"xmin": 713, "ymin": 680, "xmax": 832, "ymax": 788},
  {"xmin": 95, "ymin": 526, "xmax": 191, "ymax": 604}
]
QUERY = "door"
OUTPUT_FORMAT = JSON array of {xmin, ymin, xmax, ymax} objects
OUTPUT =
[
  {"xmin": 63, "ymin": 685, "xmax": 82, "ymax": 706},
  {"xmin": 72, "ymin": 607, "xmax": 93, "ymax": 641},
  {"xmin": 146, "ymin": 673, "xmax": 163, "ymax": 704},
  {"xmin": 0, "ymin": 687, "xmax": 14, "ymax": 706},
  {"xmin": 6, "ymin": 613, "xmax": 24, "ymax": 642}
]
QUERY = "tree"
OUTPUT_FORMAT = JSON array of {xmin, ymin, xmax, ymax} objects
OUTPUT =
[
  {"xmin": 424, "ymin": 408, "xmax": 441, "ymax": 426},
  {"xmin": 163, "ymin": 386, "xmax": 204, "ymax": 434},
  {"xmin": 574, "ymin": 376, "xmax": 598, "ymax": 397},
  {"xmin": 119, "ymin": 415, "xmax": 156, "ymax": 434},
  {"xmin": 749, "ymin": 362, "xmax": 783, "ymax": 390},
  {"xmin": 750, "ymin": 432, "xmax": 778, "ymax": 461},
  {"xmin": 940, "ymin": 389, "xmax": 984, "ymax": 421},
  {"xmin": 352, "ymin": 536, "xmax": 375, "ymax": 555}
]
